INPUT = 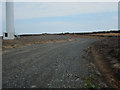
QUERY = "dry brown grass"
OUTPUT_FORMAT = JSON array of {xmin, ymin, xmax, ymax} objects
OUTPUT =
[
  {"xmin": 89, "ymin": 33, "xmax": 120, "ymax": 36},
  {"xmin": 67, "ymin": 35, "xmax": 105, "ymax": 39},
  {"xmin": 2, "ymin": 37, "xmax": 74, "ymax": 51}
]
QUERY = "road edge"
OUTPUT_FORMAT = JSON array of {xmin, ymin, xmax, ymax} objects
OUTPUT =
[{"xmin": 90, "ymin": 46, "xmax": 120, "ymax": 88}]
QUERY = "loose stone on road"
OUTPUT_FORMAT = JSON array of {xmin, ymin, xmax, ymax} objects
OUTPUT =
[{"xmin": 3, "ymin": 35, "xmax": 98, "ymax": 88}]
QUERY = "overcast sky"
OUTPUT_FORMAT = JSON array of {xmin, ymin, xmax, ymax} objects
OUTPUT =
[{"xmin": 0, "ymin": 2, "xmax": 118, "ymax": 35}]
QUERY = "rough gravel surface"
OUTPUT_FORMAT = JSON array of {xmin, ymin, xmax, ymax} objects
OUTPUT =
[{"xmin": 3, "ymin": 35, "xmax": 98, "ymax": 88}]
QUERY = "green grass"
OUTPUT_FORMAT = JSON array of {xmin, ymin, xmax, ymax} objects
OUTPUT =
[{"xmin": 86, "ymin": 75, "xmax": 99, "ymax": 88}]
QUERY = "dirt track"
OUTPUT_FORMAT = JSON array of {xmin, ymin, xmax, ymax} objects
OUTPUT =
[{"xmin": 2, "ymin": 35, "xmax": 99, "ymax": 88}]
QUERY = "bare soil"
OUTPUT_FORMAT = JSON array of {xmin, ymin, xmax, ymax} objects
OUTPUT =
[
  {"xmin": 90, "ymin": 37, "xmax": 120, "ymax": 88},
  {"xmin": 2, "ymin": 35, "xmax": 74, "ymax": 51}
]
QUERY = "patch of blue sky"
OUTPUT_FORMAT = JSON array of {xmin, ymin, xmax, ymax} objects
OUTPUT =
[{"xmin": 15, "ymin": 11, "xmax": 117, "ymax": 24}]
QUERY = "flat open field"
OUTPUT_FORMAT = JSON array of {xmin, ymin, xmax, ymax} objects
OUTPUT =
[
  {"xmin": 2, "ymin": 35, "xmax": 74, "ymax": 52},
  {"xmin": 67, "ymin": 32, "xmax": 120, "ymax": 39},
  {"xmin": 88, "ymin": 33, "xmax": 120, "ymax": 36}
]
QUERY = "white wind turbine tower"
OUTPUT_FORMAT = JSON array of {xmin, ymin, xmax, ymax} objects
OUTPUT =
[{"xmin": 3, "ymin": 0, "xmax": 15, "ymax": 40}]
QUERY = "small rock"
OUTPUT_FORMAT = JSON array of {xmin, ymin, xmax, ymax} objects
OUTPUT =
[
  {"xmin": 96, "ymin": 70, "xmax": 101, "ymax": 76},
  {"xmin": 47, "ymin": 84, "xmax": 51, "ymax": 86},
  {"xmin": 60, "ymin": 80, "xmax": 63, "ymax": 82},
  {"xmin": 31, "ymin": 85, "xmax": 37, "ymax": 88},
  {"xmin": 110, "ymin": 60, "xmax": 118, "ymax": 64},
  {"xmin": 75, "ymin": 78, "xmax": 80, "ymax": 81},
  {"xmin": 113, "ymin": 63, "xmax": 120, "ymax": 69}
]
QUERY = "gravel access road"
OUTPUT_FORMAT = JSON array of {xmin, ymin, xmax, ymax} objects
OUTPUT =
[{"xmin": 2, "ymin": 36, "xmax": 98, "ymax": 88}]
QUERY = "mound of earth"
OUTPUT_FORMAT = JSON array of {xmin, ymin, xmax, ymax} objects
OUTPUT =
[{"xmin": 90, "ymin": 37, "xmax": 120, "ymax": 88}]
